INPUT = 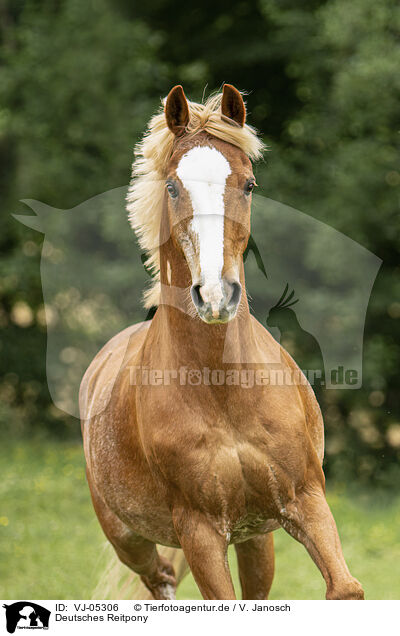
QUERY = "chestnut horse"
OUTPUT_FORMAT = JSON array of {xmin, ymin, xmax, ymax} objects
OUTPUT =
[{"xmin": 80, "ymin": 84, "xmax": 364, "ymax": 600}]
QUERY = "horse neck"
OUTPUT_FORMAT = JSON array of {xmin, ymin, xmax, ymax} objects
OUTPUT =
[{"xmin": 152, "ymin": 231, "xmax": 255, "ymax": 368}]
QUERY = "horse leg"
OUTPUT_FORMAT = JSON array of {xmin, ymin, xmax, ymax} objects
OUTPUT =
[
  {"xmin": 278, "ymin": 486, "xmax": 364, "ymax": 599},
  {"xmin": 87, "ymin": 474, "xmax": 177, "ymax": 599},
  {"xmin": 173, "ymin": 509, "xmax": 236, "ymax": 599},
  {"xmin": 235, "ymin": 533, "xmax": 275, "ymax": 599}
]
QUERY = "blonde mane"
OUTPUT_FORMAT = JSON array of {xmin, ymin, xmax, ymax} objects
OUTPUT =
[{"xmin": 126, "ymin": 91, "xmax": 266, "ymax": 309}]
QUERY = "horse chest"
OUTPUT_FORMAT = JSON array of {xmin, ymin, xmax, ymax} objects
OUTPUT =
[
  {"xmin": 183, "ymin": 438, "xmax": 283, "ymax": 541},
  {"xmin": 157, "ymin": 424, "xmax": 284, "ymax": 517},
  {"xmin": 138, "ymin": 387, "xmax": 310, "ymax": 541}
]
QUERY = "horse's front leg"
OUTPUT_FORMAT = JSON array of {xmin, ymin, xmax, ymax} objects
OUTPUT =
[
  {"xmin": 172, "ymin": 508, "xmax": 236, "ymax": 599},
  {"xmin": 278, "ymin": 484, "xmax": 364, "ymax": 599},
  {"xmin": 235, "ymin": 533, "xmax": 275, "ymax": 599}
]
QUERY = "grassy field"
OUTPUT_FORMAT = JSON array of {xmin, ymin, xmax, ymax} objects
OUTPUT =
[{"xmin": 0, "ymin": 439, "xmax": 399, "ymax": 600}]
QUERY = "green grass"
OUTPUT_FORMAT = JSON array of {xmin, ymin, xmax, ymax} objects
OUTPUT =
[{"xmin": 0, "ymin": 439, "xmax": 399, "ymax": 600}]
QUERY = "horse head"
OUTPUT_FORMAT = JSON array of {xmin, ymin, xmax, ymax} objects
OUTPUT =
[
  {"xmin": 128, "ymin": 84, "xmax": 264, "ymax": 325},
  {"xmin": 162, "ymin": 84, "xmax": 257, "ymax": 324}
]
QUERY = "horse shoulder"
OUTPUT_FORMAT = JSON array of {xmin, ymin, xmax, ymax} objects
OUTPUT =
[
  {"xmin": 79, "ymin": 320, "xmax": 151, "ymax": 424},
  {"xmin": 250, "ymin": 316, "xmax": 324, "ymax": 465},
  {"xmin": 277, "ymin": 345, "xmax": 324, "ymax": 465}
]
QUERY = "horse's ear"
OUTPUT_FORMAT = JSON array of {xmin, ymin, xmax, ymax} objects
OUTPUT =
[
  {"xmin": 165, "ymin": 85, "xmax": 190, "ymax": 136},
  {"xmin": 221, "ymin": 84, "xmax": 246, "ymax": 127}
]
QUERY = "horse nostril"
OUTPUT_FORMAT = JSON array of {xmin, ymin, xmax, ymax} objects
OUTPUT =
[
  {"xmin": 191, "ymin": 284, "xmax": 204, "ymax": 308},
  {"xmin": 227, "ymin": 281, "xmax": 242, "ymax": 308}
]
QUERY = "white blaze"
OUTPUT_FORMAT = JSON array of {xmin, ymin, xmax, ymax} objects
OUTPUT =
[{"xmin": 176, "ymin": 146, "xmax": 231, "ymax": 304}]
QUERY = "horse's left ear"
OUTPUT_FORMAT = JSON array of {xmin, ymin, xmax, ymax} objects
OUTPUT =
[
  {"xmin": 165, "ymin": 85, "xmax": 190, "ymax": 136},
  {"xmin": 221, "ymin": 84, "xmax": 246, "ymax": 127}
]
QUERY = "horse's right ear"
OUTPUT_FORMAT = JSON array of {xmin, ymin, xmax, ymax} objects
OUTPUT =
[{"xmin": 165, "ymin": 85, "xmax": 189, "ymax": 136}]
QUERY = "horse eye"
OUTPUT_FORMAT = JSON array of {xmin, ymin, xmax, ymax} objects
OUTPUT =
[
  {"xmin": 244, "ymin": 180, "xmax": 256, "ymax": 195},
  {"xmin": 166, "ymin": 181, "xmax": 178, "ymax": 198}
]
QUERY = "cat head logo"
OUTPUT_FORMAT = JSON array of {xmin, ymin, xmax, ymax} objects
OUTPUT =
[{"xmin": 3, "ymin": 602, "xmax": 50, "ymax": 633}]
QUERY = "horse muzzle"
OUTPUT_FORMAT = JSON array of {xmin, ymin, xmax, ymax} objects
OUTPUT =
[{"xmin": 190, "ymin": 279, "xmax": 242, "ymax": 324}]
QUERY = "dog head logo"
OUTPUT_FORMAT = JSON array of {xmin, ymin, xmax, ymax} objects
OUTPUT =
[{"xmin": 3, "ymin": 602, "xmax": 50, "ymax": 633}]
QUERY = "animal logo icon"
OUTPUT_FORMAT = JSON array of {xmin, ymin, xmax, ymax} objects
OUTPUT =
[{"xmin": 3, "ymin": 602, "xmax": 50, "ymax": 634}]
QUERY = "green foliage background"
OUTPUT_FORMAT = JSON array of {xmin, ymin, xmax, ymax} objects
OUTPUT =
[{"xmin": 0, "ymin": 0, "xmax": 399, "ymax": 490}]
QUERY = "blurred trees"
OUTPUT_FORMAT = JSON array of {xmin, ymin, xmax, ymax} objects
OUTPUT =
[
  {"xmin": 0, "ymin": 0, "xmax": 399, "ymax": 485},
  {"xmin": 0, "ymin": 0, "xmax": 166, "ymax": 435}
]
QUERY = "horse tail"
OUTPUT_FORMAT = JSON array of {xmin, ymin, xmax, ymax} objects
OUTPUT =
[{"xmin": 91, "ymin": 544, "xmax": 189, "ymax": 600}]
